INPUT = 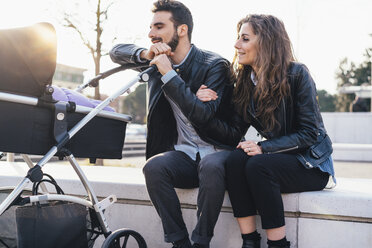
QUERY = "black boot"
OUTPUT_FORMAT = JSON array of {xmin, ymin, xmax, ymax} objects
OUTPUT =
[
  {"xmin": 242, "ymin": 239, "xmax": 261, "ymax": 248},
  {"xmin": 192, "ymin": 243, "xmax": 209, "ymax": 248},
  {"xmin": 267, "ymin": 241, "xmax": 290, "ymax": 248},
  {"xmin": 172, "ymin": 237, "xmax": 192, "ymax": 248}
]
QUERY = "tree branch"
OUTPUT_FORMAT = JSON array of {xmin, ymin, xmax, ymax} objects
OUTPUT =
[{"xmin": 63, "ymin": 15, "xmax": 95, "ymax": 55}]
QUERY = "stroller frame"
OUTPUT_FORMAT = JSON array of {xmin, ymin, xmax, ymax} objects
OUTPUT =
[{"xmin": 0, "ymin": 65, "xmax": 154, "ymax": 247}]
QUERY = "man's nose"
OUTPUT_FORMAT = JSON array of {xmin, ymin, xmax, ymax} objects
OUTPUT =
[{"xmin": 148, "ymin": 28, "xmax": 155, "ymax": 38}]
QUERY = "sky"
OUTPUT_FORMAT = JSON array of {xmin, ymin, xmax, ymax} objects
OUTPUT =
[{"xmin": 1, "ymin": 0, "xmax": 371, "ymax": 95}]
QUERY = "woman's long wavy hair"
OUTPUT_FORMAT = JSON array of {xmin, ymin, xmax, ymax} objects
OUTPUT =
[{"xmin": 232, "ymin": 14, "xmax": 295, "ymax": 132}]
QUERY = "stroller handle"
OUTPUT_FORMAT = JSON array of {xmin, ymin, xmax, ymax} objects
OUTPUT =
[
  {"xmin": 139, "ymin": 65, "xmax": 157, "ymax": 82},
  {"xmin": 75, "ymin": 64, "xmax": 148, "ymax": 92}
]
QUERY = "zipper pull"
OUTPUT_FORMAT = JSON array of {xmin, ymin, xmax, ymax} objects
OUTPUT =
[{"xmin": 306, "ymin": 161, "xmax": 314, "ymax": 168}]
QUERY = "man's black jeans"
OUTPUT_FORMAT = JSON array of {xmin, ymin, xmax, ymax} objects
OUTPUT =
[{"xmin": 143, "ymin": 150, "xmax": 230, "ymax": 245}]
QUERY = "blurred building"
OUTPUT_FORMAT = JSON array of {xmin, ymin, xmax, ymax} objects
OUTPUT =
[
  {"xmin": 52, "ymin": 63, "xmax": 86, "ymax": 89},
  {"xmin": 338, "ymin": 84, "xmax": 372, "ymax": 112}
]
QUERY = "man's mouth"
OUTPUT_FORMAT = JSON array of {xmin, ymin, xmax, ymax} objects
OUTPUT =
[{"xmin": 151, "ymin": 37, "xmax": 162, "ymax": 43}]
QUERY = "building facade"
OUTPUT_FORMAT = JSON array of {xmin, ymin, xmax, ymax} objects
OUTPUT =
[{"xmin": 52, "ymin": 63, "xmax": 86, "ymax": 89}]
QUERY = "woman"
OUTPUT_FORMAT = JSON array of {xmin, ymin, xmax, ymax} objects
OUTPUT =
[{"xmin": 196, "ymin": 14, "xmax": 335, "ymax": 248}]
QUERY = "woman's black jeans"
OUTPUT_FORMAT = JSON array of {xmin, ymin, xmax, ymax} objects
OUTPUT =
[{"xmin": 225, "ymin": 149, "xmax": 329, "ymax": 229}]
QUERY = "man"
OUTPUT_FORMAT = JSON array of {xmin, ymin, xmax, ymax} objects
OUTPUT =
[{"xmin": 110, "ymin": 1, "xmax": 246, "ymax": 247}]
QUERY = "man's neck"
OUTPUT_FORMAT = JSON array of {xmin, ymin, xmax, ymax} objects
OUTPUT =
[{"xmin": 170, "ymin": 41, "xmax": 191, "ymax": 65}]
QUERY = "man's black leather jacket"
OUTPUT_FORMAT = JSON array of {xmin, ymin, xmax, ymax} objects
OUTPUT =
[
  {"xmin": 207, "ymin": 62, "xmax": 333, "ymax": 168},
  {"xmin": 110, "ymin": 44, "xmax": 247, "ymax": 159}
]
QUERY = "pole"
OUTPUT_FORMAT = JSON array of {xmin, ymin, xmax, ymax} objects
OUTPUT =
[
  {"xmin": 6, "ymin": 153, "xmax": 14, "ymax": 162},
  {"xmin": 369, "ymin": 34, "xmax": 372, "ymax": 112}
]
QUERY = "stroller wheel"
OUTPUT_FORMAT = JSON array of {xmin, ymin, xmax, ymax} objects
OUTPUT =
[{"xmin": 101, "ymin": 228, "xmax": 147, "ymax": 248}]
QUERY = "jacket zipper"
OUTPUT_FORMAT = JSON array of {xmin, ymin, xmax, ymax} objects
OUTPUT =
[
  {"xmin": 298, "ymin": 153, "xmax": 314, "ymax": 168},
  {"xmin": 247, "ymin": 105, "xmax": 265, "ymax": 131},
  {"xmin": 267, "ymin": 145, "xmax": 299, "ymax": 154},
  {"xmin": 282, "ymin": 98, "xmax": 287, "ymax": 135}
]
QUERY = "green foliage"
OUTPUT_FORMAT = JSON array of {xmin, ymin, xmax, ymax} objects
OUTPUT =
[
  {"xmin": 335, "ymin": 48, "xmax": 371, "ymax": 111},
  {"xmin": 120, "ymin": 84, "xmax": 147, "ymax": 124},
  {"xmin": 317, "ymin": 90, "xmax": 336, "ymax": 112}
]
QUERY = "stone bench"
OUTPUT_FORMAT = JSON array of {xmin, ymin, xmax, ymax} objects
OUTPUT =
[
  {"xmin": 1, "ymin": 161, "xmax": 372, "ymax": 248},
  {"xmin": 332, "ymin": 143, "xmax": 372, "ymax": 162}
]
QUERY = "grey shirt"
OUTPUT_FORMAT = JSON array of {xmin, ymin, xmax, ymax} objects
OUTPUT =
[{"xmin": 138, "ymin": 46, "xmax": 224, "ymax": 160}]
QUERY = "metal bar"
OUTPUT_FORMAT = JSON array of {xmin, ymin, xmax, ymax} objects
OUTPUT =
[
  {"xmin": 0, "ymin": 178, "xmax": 31, "ymax": 216},
  {"xmin": 36, "ymin": 146, "xmax": 58, "ymax": 168},
  {"xmin": 66, "ymin": 154, "xmax": 111, "ymax": 233},
  {"xmin": 0, "ymin": 92, "xmax": 38, "ymax": 106},
  {"xmin": 29, "ymin": 194, "xmax": 93, "ymax": 208}
]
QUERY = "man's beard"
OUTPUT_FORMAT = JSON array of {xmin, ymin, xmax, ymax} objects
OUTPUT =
[
  {"xmin": 167, "ymin": 31, "xmax": 179, "ymax": 52},
  {"xmin": 151, "ymin": 31, "xmax": 179, "ymax": 52}
]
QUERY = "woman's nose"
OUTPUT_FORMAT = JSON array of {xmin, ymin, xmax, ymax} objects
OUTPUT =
[{"xmin": 234, "ymin": 40, "xmax": 240, "ymax": 49}]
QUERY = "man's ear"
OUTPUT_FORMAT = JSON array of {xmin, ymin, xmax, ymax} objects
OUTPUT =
[{"xmin": 177, "ymin": 24, "xmax": 188, "ymax": 38}]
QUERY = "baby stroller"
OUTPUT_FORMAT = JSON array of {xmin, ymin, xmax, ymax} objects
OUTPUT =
[{"xmin": 0, "ymin": 23, "xmax": 152, "ymax": 247}]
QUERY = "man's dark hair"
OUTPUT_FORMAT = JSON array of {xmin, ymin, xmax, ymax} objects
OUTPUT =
[{"xmin": 152, "ymin": 0, "xmax": 193, "ymax": 41}]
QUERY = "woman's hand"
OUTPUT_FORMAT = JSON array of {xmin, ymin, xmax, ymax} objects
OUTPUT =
[
  {"xmin": 196, "ymin": 85, "xmax": 218, "ymax": 102},
  {"xmin": 237, "ymin": 140, "xmax": 262, "ymax": 156}
]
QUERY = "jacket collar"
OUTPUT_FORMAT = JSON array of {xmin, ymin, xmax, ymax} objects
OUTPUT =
[{"xmin": 173, "ymin": 44, "xmax": 197, "ymax": 73}]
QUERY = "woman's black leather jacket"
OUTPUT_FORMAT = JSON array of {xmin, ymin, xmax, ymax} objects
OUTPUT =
[{"xmin": 208, "ymin": 62, "xmax": 333, "ymax": 168}]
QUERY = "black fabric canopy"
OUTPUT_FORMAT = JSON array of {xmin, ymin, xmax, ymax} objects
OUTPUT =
[{"xmin": 0, "ymin": 23, "xmax": 57, "ymax": 97}]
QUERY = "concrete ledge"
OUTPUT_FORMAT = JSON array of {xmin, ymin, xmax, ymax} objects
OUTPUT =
[
  {"xmin": 1, "ymin": 162, "xmax": 372, "ymax": 248},
  {"xmin": 332, "ymin": 143, "xmax": 372, "ymax": 162}
]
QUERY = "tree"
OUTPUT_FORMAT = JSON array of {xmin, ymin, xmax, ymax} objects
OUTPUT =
[
  {"xmin": 317, "ymin": 90, "xmax": 336, "ymax": 112},
  {"xmin": 62, "ymin": 0, "xmax": 115, "ymax": 100},
  {"xmin": 335, "ymin": 48, "xmax": 371, "ymax": 111},
  {"xmin": 121, "ymin": 84, "xmax": 147, "ymax": 124}
]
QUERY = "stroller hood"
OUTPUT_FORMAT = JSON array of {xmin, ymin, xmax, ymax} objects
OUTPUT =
[{"xmin": 0, "ymin": 23, "xmax": 57, "ymax": 97}]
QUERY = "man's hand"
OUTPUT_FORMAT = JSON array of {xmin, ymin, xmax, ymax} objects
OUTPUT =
[
  {"xmin": 141, "ymin": 42, "xmax": 174, "ymax": 60},
  {"xmin": 150, "ymin": 54, "xmax": 173, "ymax": 75},
  {"xmin": 196, "ymin": 85, "xmax": 218, "ymax": 102},
  {"xmin": 237, "ymin": 140, "xmax": 263, "ymax": 156}
]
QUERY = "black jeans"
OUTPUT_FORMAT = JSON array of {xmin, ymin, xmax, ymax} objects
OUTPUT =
[
  {"xmin": 143, "ymin": 150, "xmax": 230, "ymax": 245},
  {"xmin": 225, "ymin": 149, "xmax": 329, "ymax": 229}
]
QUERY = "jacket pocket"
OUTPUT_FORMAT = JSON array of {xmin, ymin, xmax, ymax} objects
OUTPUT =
[
  {"xmin": 296, "ymin": 132, "xmax": 333, "ymax": 169},
  {"xmin": 310, "ymin": 134, "xmax": 333, "ymax": 159}
]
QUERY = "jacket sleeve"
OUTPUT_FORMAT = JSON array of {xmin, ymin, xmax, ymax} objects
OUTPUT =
[
  {"xmin": 203, "ymin": 109, "xmax": 250, "ymax": 146},
  {"xmin": 161, "ymin": 59, "xmax": 230, "ymax": 127},
  {"xmin": 109, "ymin": 44, "xmax": 148, "ymax": 71},
  {"xmin": 259, "ymin": 64, "xmax": 319, "ymax": 153}
]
